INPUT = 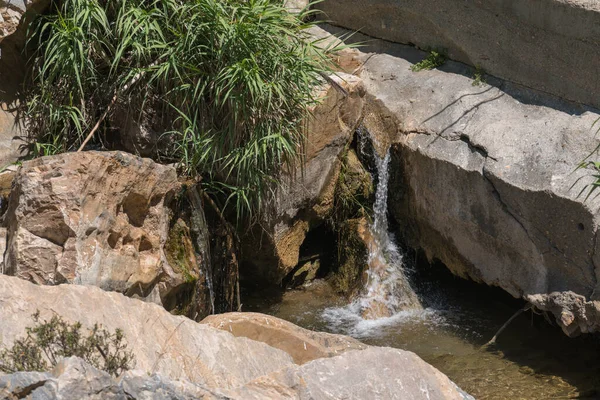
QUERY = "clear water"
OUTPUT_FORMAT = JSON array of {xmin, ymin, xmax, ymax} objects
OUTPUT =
[
  {"xmin": 244, "ymin": 134, "xmax": 600, "ymax": 399},
  {"xmin": 245, "ymin": 279, "xmax": 600, "ymax": 399}
]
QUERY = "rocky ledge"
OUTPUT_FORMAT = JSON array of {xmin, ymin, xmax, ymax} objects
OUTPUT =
[
  {"xmin": 317, "ymin": 25, "xmax": 600, "ymax": 336},
  {"xmin": 317, "ymin": 0, "xmax": 600, "ymax": 109},
  {"xmin": 0, "ymin": 274, "xmax": 472, "ymax": 399}
]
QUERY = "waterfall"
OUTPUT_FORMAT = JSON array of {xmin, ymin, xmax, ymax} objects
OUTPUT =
[
  {"xmin": 188, "ymin": 186, "xmax": 215, "ymax": 315},
  {"xmin": 357, "ymin": 149, "xmax": 422, "ymax": 319},
  {"xmin": 323, "ymin": 138, "xmax": 422, "ymax": 330}
]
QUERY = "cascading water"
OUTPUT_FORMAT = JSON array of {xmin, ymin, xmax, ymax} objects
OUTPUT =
[
  {"xmin": 359, "ymin": 149, "xmax": 422, "ymax": 318},
  {"xmin": 323, "ymin": 140, "xmax": 423, "ymax": 333}
]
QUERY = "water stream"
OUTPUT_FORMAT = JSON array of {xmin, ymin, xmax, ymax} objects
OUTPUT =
[
  {"xmin": 244, "ymin": 137, "xmax": 600, "ymax": 399},
  {"xmin": 345, "ymin": 149, "xmax": 422, "ymax": 320}
]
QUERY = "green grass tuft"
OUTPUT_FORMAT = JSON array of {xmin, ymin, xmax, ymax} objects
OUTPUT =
[{"xmin": 410, "ymin": 50, "xmax": 447, "ymax": 72}]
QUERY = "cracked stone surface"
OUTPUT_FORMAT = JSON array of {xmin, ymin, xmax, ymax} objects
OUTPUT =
[
  {"xmin": 241, "ymin": 73, "xmax": 365, "ymax": 284},
  {"xmin": 316, "ymin": 0, "xmax": 600, "ymax": 109},
  {"xmin": 318, "ymin": 25, "xmax": 600, "ymax": 335},
  {"xmin": 1, "ymin": 151, "xmax": 198, "ymax": 309}
]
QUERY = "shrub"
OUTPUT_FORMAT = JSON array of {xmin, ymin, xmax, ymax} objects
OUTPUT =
[
  {"xmin": 0, "ymin": 312, "xmax": 134, "ymax": 377},
  {"xmin": 24, "ymin": 0, "xmax": 343, "ymax": 222},
  {"xmin": 410, "ymin": 49, "xmax": 447, "ymax": 72}
]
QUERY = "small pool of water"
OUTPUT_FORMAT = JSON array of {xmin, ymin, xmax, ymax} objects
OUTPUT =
[{"xmin": 244, "ymin": 272, "xmax": 600, "ymax": 399}]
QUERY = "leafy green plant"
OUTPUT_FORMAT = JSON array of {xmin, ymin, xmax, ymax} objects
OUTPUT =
[
  {"xmin": 574, "ymin": 118, "xmax": 600, "ymax": 199},
  {"xmin": 0, "ymin": 312, "xmax": 134, "ymax": 376},
  {"xmin": 410, "ymin": 49, "xmax": 447, "ymax": 72},
  {"xmin": 24, "ymin": 0, "xmax": 344, "ymax": 223},
  {"xmin": 472, "ymin": 65, "xmax": 486, "ymax": 86}
]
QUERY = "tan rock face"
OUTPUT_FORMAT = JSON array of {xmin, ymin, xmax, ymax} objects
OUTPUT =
[
  {"xmin": 2, "ymin": 151, "xmax": 190, "ymax": 305},
  {"xmin": 0, "ymin": 275, "xmax": 473, "ymax": 399},
  {"xmin": 201, "ymin": 312, "xmax": 366, "ymax": 364},
  {"xmin": 223, "ymin": 347, "xmax": 473, "ymax": 400},
  {"xmin": 0, "ymin": 275, "xmax": 293, "ymax": 389},
  {"xmin": 243, "ymin": 72, "xmax": 365, "ymax": 283}
]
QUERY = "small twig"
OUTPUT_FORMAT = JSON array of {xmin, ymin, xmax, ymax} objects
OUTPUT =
[
  {"xmin": 482, "ymin": 304, "xmax": 532, "ymax": 348},
  {"xmin": 77, "ymin": 94, "xmax": 117, "ymax": 152},
  {"xmin": 77, "ymin": 63, "xmax": 157, "ymax": 152}
]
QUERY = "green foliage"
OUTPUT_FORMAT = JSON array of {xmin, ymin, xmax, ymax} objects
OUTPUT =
[
  {"xmin": 0, "ymin": 312, "xmax": 134, "ymax": 377},
  {"xmin": 410, "ymin": 49, "xmax": 447, "ymax": 72},
  {"xmin": 25, "ymin": 0, "xmax": 343, "ymax": 222},
  {"xmin": 472, "ymin": 65, "xmax": 486, "ymax": 86},
  {"xmin": 575, "ymin": 118, "xmax": 600, "ymax": 200},
  {"xmin": 329, "ymin": 149, "xmax": 373, "ymax": 228}
]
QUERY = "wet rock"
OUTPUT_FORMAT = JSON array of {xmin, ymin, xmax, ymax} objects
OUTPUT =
[
  {"xmin": 330, "ymin": 217, "xmax": 369, "ymax": 297},
  {"xmin": 316, "ymin": 0, "xmax": 600, "ymax": 109},
  {"xmin": 201, "ymin": 312, "xmax": 366, "ymax": 364},
  {"xmin": 1, "ymin": 151, "xmax": 199, "ymax": 310},
  {"xmin": 242, "ymin": 72, "xmax": 365, "ymax": 283},
  {"xmin": 287, "ymin": 259, "xmax": 320, "ymax": 288},
  {"xmin": 324, "ymin": 27, "xmax": 600, "ymax": 335},
  {"xmin": 0, "ymin": 274, "xmax": 293, "ymax": 388}
]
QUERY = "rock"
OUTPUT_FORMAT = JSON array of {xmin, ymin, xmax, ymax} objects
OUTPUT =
[
  {"xmin": 0, "ymin": 357, "xmax": 225, "ymax": 399},
  {"xmin": 287, "ymin": 258, "xmax": 320, "ymax": 288},
  {"xmin": 0, "ymin": 274, "xmax": 294, "ymax": 388},
  {"xmin": 223, "ymin": 347, "xmax": 474, "ymax": 400},
  {"xmin": 1, "ymin": 351, "xmax": 473, "ymax": 400},
  {"xmin": 1, "ymin": 151, "xmax": 202, "ymax": 312},
  {"xmin": 330, "ymin": 217, "xmax": 369, "ymax": 297},
  {"xmin": 0, "ymin": 275, "xmax": 472, "ymax": 398},
  {"xmin": 242, "ymin": 72, "xmax": 365, "ymax": 283},
  {"xmin": 1, "ymin": 0, "xmax": 49, "ymax": 168},
  {"xmin": 324, "ymin": 27, "xmax": 600, "ymax": 334},
  {"xmin": 201, "ymin": 312, "xmax": 366, "ymax": 364},
  {"xmin": 316, "ymin": 0, "xmax": 600, "ymax": 109},
  {"xmin": 526, "ymin": 292, "xmax": 600, "ymax": 336},
  {"xmin": 0, "ymin": 0, "xmax": 46, "ymax": 43}
]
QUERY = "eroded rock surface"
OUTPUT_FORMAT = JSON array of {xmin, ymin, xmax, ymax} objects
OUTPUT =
[
  {"xmin": 0, "ymin": 274, "xmax": 293, "ymax": 388},
  {"xmin": 325, "ymin": 26, "xmax": 600, "ymax": 335},
  {"xmin": 242, "ymin": 72, "xmax": 365, "ymax": 283},
  {"xmin": 317, "ymin": 0, "xmax": 600, "ymax": 109},
  {"xmin": 1, "ymin": 151, "xmax": 197, "ymax": 308},
  {"xmin": 0, "ymin": 275, "xmax": 472, "ymax": 399},
  {"xmin": 0, "ymin": 357, "xmax": 225, "ymax": 399},
  {"xmin": 201, "ymin": 312, "xmax": 366, "ymax": 364},
  {"xmin": 223, "ymin": 347, "xmax": 473, "ymax": 400}
]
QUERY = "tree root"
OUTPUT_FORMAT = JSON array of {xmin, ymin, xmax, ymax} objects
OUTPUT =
[{"xmin": 482, "ymin": 303, "xmax": 532, "ymax": 348}]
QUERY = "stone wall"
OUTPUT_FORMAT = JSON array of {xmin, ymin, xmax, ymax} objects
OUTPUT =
[
  {"xmin": 317, "ymin": 0, "xmax": 600, "ymax": 109},
  {"xmin": 321, "ymin": 25, "xmax": 600, "ymax": 336}
]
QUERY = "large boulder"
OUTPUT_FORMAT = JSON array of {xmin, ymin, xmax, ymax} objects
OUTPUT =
[
  {"xmin": 316, "ymin": 0, "xmax": 600, "ymax": 110},
  {"xmin": 242, "ymin": 72, "xmax": 365, "ymax": 283},
  {"xmin": 333, "ymin": 28, "xmax": 600, "ymax": 335},
  {"xmin": 222, "ymin": 347, "xmax": 473, "ymax": 400},
  {"xmin": 0, "ymin": 275, "xmax": 472, "ymax": 399},
  {"xmin": 1, "ymin": 151, "xmax": 199, "ymax": 309},
  {"xmin": 0, "ymin": 357, "xmax": 224, "ymax": 400},
  {"xmin": 0, "ymin": 274, "xmax": 293, "ymax": 388},
  {"xmin": 201, "ymin": 312, "xmax": 366, "ymax": 364}
]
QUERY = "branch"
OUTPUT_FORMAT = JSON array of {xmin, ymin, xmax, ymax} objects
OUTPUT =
[
  {"xmin": 482, "ymin": 303, "xmax": 532, "ymax": 348},
  {"xmin": 77, "ymin": 63, "xmax": 157, "ymax": 152}
]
